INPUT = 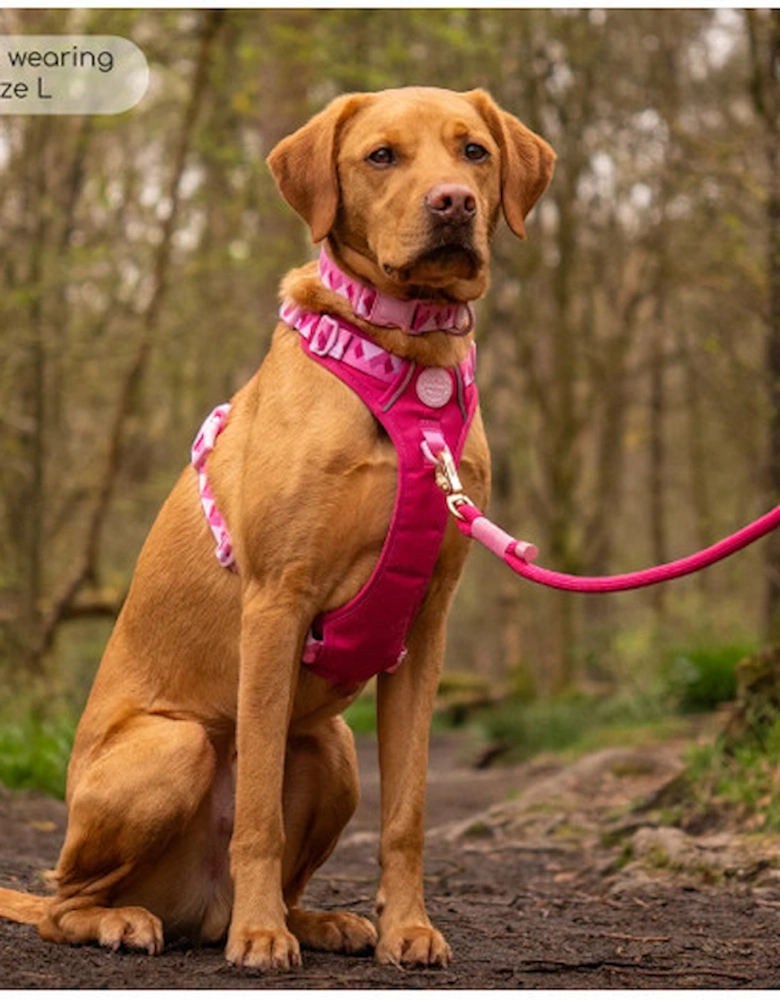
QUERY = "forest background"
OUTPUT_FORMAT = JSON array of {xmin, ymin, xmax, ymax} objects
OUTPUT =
[{"xmin": 1, "ymin": 8, "xmax": 779, "ymax": 774}]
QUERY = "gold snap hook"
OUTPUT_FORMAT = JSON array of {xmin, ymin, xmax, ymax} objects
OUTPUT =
[{"xmin": 434, "ymin": 446, "xmax": 471, "ymax": 521}]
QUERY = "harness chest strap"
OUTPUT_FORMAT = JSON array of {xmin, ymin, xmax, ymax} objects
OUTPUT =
[{"xmin": 192, "ymin": 305, "xmax": 478, "ymax": 686}]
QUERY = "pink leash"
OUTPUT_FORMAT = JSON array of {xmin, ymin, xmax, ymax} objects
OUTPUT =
[{"xmin": 434, "ymin": 446, "xmax": 780, "ymax": 593}]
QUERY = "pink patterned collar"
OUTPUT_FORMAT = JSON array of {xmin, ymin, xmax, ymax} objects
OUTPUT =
[{"xmin": 318, "ymin": 246, "xmax": 474, "ymax": 337}]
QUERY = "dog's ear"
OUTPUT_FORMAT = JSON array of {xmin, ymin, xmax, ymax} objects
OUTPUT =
[
  {"xmin": 464, "ymin": 89, "xmax": 556, "ymax": 239},
  {"xmin": 267, "ymin": 94, "xmax": 369, "ymax": 244}
]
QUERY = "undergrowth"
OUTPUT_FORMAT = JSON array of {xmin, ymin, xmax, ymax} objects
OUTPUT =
[
  {"xmin": 343, "ymin": 694, "xmax": 453, "ymax": 736},
  {"xmin": 475, "ymin": 639, "xmax": 754, "ymax": 763},
  {"xmin": 661, "ymin": 641, "xmax": 752, "ymax": 712},
  {"xmin": 343, "ymin": 696, "xmax": 376, "ymax": 735},
  {"xmin": 0, "ymin": 639, "xmax": 755, "ymax": 799},
  {"xmin": 683, "ymin": 719, "xmax": 780, "ymax": 833},
  {"xmin": 0, "ymin": 712, "xmax": 75, "ymax": 799},
  {"xmin": 472, "ymin": 689, "xmax": 684, "ymax": 762}
]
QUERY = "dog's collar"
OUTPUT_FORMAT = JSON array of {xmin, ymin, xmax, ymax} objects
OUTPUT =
[{"xmin": 318, "ymin": 246, "xmax": 474, "ymax": 337}]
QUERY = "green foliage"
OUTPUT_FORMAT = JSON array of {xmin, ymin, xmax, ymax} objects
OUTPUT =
[
  {"xmin": 343, "ymin": 696, "xmax": 376, "ymax": 736},
  {"xmin": 473, "ymin": 687, "xmax": 680, "ymax": 762},
  {"xmin": 684, "ymin": 720, "xmax": 780, "ymax": 833},
  {"xmin": 663, "ymin": 642, "xmax": 754, "ymax": 713},
  {"xmin": 0, "ymin": 712, "xmax": 75, "ymax": 799},
  {"xmin": 474, "ymin": 638, "xmax": 756, "ymax": 762},
  {"xmin": 342, "ymin": 692, "xmax": 464, "ymax": 736}
]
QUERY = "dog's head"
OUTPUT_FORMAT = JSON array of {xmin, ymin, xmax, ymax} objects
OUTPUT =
[{"xmin": 267, "ymin": 87, "xmax": 555, "ymax": 303}]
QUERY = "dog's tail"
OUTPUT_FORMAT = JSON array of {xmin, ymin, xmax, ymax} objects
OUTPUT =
[{"xmin": 0, "ymin": 887, "xmax": 49, "ymax": 925}]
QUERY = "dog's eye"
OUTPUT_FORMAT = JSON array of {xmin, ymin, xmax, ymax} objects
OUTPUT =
[
  {"xmin": 464, "ymin": 143, "xmax": 489, "ymax": 163},
  {"xmin": 366, "ymin": 147, "xmax": 396, "ymax": 167}
]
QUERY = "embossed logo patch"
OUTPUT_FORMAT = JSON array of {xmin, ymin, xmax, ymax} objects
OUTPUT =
[{"xmin": 416, "ymin": 368, "xmax": 454, "ymax": 409}]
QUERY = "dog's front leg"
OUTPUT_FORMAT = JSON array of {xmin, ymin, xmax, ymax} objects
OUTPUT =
[
  {"xmin": 374, "ymin": 582, "xmax": 454, "ymax": 968},
  {"xmin": 226, "ymin": 586, "xmax": 304, "ymax": 971}
]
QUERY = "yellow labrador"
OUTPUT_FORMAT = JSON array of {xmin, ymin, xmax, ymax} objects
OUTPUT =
[{"xmin": 0, "ymin": 87, "xmax": 554, "ymax": 970}]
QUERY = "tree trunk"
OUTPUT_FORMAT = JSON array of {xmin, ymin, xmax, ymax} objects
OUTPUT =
[
  {"xmin": 747, "ymin": 11, "xmax": 780, "ymax": 641},
  {"xmin": 35, "ymin": 10, "xmax": 226, "ymax": 660},
  {"xmin": 17, "ymin": 121, "xmax": 49, "ymax": 676},
  {"xmin": 648, "ymin": 292, "xmax": 668, "ymax": 622},
  {"xmin": 680, "ymin": 318, "xmax": 714, "ymax": 597}
]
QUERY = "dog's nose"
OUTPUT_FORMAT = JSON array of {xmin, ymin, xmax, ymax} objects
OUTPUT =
[{"xmin": 425, "ymin": 184, "xmax": 477, "ymax": 224}]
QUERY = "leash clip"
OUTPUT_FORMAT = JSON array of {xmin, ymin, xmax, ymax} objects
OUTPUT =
[
  {"xmin": 446, "ymin": 492, "xmax": 471, "ymax": 520},
  {"xmin": 434, "ymin": 446, "xmax": 471, "ymax": 521}
]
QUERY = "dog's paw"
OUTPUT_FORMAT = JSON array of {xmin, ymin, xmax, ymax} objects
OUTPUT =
[
  {"xmin": 225, "ymin": 926, "xmax": 302, "ymax": 971},
  {"xmin": 97, "ymin": 906, "xmax": 164, "ymax": 955},
  {"xmin": 375, "ymin": 924, "xmax": 452, "ymax": 967},
  {"xmin": 288, "ymin": 907, "xmax": 377, "ymax": 955}
]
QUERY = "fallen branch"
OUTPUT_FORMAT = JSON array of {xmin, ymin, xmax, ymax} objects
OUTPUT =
[
  {"xmin": 518, "ymin": 958, "xmax": 752, "ymax": 982},
  {"xmin": 57, "ymin": 591, "xmax": 127, "ymax": 621},
  {"xmin": 597, "ymin": 931, "xmax": 672, "ymax": 944}
]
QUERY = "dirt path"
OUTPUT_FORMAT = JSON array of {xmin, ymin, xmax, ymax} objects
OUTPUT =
[{"xmin": 2, "ymin": 732, "xmax": 780, "ymax": 988}]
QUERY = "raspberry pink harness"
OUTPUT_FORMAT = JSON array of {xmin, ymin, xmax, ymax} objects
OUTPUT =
[
  {"xmin": 191, "ymin": 248, "xmax": 478, "ymax": 686},
  {"xmin": 192, "ymin": 251, "xmax": 780, "ymax": 681}
]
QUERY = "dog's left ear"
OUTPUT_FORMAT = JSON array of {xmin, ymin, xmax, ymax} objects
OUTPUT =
[
  {"xmin": 267, "ymin": 93, "xmax": 370, "ymax": 244},
  {"xmin": 464, "ymin": 89, "xmax": 556, "ymax": 239}
]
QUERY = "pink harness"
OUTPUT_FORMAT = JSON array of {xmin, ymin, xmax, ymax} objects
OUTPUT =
[
  {"xmin": 193, "ymin": 255, "xmax": 780, "ymax": 652},
  {"xmin": 191, "ymin": 251, "xmax": 478, "ymax": 686}
]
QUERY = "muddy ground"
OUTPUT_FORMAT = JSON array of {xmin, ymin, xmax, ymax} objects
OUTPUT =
[{"xmin": 2, "ymin": 730, "xmax": 780, "ymax": 989}]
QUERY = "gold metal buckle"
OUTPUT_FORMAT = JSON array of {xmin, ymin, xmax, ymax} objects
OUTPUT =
[
  {"xmin": 434, "ymin": 447, "xmax": 472, "ymax": 521},
  {"xmin": 446, "ymin": 493, "xmax": 470, "ymax": 519}
]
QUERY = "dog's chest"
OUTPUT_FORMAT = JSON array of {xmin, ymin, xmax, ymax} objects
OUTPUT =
[{"xmin": 316, "ymin": 426, "xmax": 398, "ymax": 613}]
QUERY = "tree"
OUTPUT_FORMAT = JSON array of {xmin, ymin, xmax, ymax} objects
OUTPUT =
[
  {"xmin": 0, "ymin": 10, "xmax": 225, "ymax": 677},
  {"xmin": 747, "ymin": 11, "xmax": 780, "ymax": 642}
]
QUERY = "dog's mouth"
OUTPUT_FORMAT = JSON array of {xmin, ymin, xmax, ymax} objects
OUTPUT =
[{"xmin": 384, "ymin": 242, "xmax": 483, "ymax": 290}]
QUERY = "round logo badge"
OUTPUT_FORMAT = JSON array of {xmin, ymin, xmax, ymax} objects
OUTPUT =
[{"xmin": 416, "ymin": 367, "xmax": 454, "ymax": 408}]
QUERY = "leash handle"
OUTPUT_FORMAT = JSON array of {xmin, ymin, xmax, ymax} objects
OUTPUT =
[{"xmin": 434, "ymin": 447, "xmax": 780, "ymax": 593}]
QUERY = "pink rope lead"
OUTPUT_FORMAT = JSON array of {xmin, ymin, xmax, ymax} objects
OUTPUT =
[{"xmin": 433, "ymin": 448, "xmax": 780, "ymax": 594}]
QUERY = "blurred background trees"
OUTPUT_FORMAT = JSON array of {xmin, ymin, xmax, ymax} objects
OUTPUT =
[{"xmin": 1, "ymin": 8, "xmax": 778, "ymax": 714}]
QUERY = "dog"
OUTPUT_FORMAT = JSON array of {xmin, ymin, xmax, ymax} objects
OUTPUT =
[{"xmin": 0, "ymin": 86, "xmax": 554, "ymax": 970}]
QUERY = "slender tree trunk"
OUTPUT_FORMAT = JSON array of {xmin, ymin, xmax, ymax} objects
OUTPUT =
[
  {"xmin": 584, "ymin": 270, "xmax": 646, "ymax": 658},
  {"xmin": 548, "ymin": 182, "xmax": 581, "ymax": 691},
  {"xmin": 35, "ymin": 10, "xmax": 225, "ymax": 659},
  {"xmin": 680, "ymin": 318, "xmax": 714, "ymax": 597},
  {"xmin": 648, "ymin": 289, "xmax": 668, "ymax": 622},
  {"xmin": 18, "ymin": 121, "xmax": 49, "ymax": 675},
  {"xmin": 769, "ymin": 101, "xmax": 780, "ymax": 637},
  {"xmin": 747, "ymin": 11, "xmax": 780, "ymax": 641},
  {"xmin": 482, "ymin": 301, "xmax": 527, "ymax": 683}
]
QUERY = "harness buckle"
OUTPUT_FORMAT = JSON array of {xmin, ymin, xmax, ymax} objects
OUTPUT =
[{"xmin": 309, "ymin": 314, "xmax": 341, "ymax": 357}]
